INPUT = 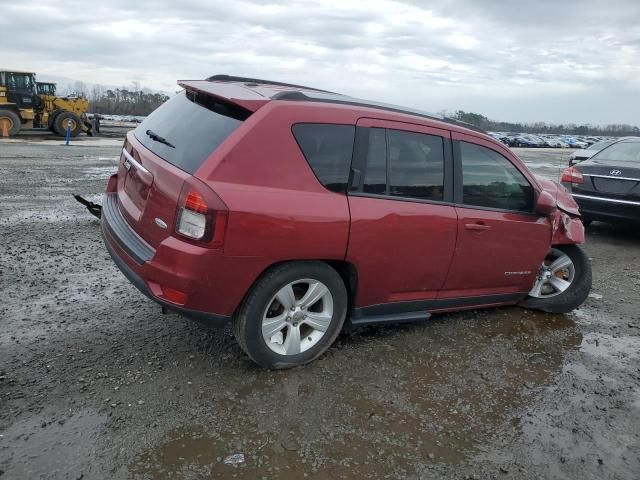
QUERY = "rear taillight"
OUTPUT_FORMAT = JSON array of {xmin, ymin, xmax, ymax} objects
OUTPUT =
[
  {"xmin": 561, "ymin": 166, "xmax": 583, "ymax": 184},
  {"xmin": 175, "ymin": 177, "xmax": 228, "ymax": 248}
]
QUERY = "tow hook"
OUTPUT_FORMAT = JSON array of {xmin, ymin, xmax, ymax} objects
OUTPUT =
[{"xmin": 73, "ymin": 194, "xmax": 102, "ymax": 219}]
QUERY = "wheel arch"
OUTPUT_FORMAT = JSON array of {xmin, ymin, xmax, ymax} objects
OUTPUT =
[
  {"xmin": 232, "ymin": 259, "xmax": 358, "ymax": 318},
  {"xmin": 0, "ymin": 104, "xmax": 23, "ymax": 118}
]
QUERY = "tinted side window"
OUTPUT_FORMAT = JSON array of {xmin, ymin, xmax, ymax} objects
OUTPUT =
[
  {"xmin": 363, "ymin": 128, "xmax": 387, "ymax": 194},
  {"xmin": 292, "ymin": 124, "xmax": 355, "ymax": 193},
  {"xmin": 460, "ymin": 141, "xmax": 533, "ymax": 212},
  {"xmin": 388, "ymin": 129, "xmax": 444, "ymax": 201}
]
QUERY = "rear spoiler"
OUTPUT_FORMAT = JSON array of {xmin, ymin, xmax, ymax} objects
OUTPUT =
[
  {"xmin": 206, "ymin": 74, "xmax": 335, "ymax": 94},
  {"xmin": 177, "ymin": 80, "xmax": 269, "ymax": 112}
]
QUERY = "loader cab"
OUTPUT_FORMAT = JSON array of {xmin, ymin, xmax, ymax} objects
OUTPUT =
[
  {"xmin": 0, "ymin": 71, "xmax": 42, "ymax": 109},
  {"xmin": 37, "ymin": 82, "xmax": 57, "ymax": 96}
]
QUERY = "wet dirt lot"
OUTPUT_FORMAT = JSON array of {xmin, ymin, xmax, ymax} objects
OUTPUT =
[{"xmin": 1, "ymin": 139, "xmax": 639, "ymax": 479}]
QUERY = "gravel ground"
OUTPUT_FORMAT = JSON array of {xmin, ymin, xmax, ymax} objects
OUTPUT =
[{"xmin": 1, "ymin": 139, "xmax": 639, "ymax": 480}]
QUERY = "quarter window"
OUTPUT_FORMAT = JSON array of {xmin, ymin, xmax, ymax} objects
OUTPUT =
[
  {"xmin": 460, "ymin": 141, "xmax": 533, "ymax": 212},
  {"xmin": 292, "ymin": 124, "xmax": 355, "ymax": 193}
]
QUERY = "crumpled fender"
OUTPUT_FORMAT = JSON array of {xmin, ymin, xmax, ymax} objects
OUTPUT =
[
  {"xmin": 550, "ymin": 209, "xmax": 585, "ymax": 244},
  {"xmin": 537, "ymin": 178, "xmax": 580, "ymax": 215},
  {"xmin": 537, "ymin": 178, "xmax": 585, "ymax": 244}
]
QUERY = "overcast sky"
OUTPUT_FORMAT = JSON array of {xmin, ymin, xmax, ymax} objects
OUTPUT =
[{"xmin": 2, "ymin": 0, "xmax": 638, "ymax": 125}]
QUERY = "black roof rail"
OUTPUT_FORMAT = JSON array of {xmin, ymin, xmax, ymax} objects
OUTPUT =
[
  {"xmin": 206, "ymin": 74, "xmax": 335, "ymax": 94},
  {"xmin": 271, "ymin": 91, "xmax": 487, "ymax": 134}
]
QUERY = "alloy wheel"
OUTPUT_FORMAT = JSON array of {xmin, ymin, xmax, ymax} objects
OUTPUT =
[
  {"xmin": 528, "ymin": 248, "xmax": 576, "ymax": 298},
  {"xmin": 262, "ymin": 279, "xmax": 334, "ymax": 355}
]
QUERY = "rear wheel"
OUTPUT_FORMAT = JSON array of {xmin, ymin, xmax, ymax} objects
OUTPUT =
[
  {"xmin": 53, "ymin": 111, "xmax": 82, "ymax": 137},
  {"xmin": 233, "ymin": 262, "xmax": 348, "ymax": 369},
  {"xmin": 0, "ymin": 109, "xmax": 21, "ymax": 136},
  {"xmin": 521, "ymin": 245, "xmax": 591, "ymax": 313}
]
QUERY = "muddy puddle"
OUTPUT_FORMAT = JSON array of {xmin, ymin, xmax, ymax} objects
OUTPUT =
[{"xmin": 128, "ymin": 308, "xmax": 583, "ymax": 479}]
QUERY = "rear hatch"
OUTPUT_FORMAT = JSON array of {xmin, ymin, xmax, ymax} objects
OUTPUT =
[
  {"xmin": 115, "ymin": 89, "xmax": 251, "ymax": 248},
  {"xmin": 573, "ymin": 141, "xmax": 640, "ymax": 201}
]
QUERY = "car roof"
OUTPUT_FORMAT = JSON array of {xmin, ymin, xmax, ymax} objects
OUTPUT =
[{"xmin": 178, "ymin": 74, "xmax": 486, "ymax": 135}]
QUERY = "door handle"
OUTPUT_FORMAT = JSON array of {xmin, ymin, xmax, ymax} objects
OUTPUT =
[{"xmin": 465, "ymin": 222, "xmax": 491, "ymax": 231}]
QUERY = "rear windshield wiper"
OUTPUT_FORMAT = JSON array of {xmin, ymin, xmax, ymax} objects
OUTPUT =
[{"xmin": 146, "ymin": 129, "xmax": 175, "ymax": 148}]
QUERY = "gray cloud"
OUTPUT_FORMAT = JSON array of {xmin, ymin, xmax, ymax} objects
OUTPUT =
[{"xmin": 1, "ymin": 0, "xmax": 638, "ymax": 124}]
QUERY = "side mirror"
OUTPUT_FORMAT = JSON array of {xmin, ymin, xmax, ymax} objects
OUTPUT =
[{"xmin": 536, "ymin": 190, "xmax": 557, "ymax": 215}]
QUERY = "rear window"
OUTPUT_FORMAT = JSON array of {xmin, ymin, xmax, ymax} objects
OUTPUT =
[
  {"xmin": 292, "ymin": 124, "xmax": 355, "ymax": 192},
  {"xmin": 589, "ymin": 141, "xmax": 640, "ymax": 166},
  {"xmin": 134, "ymin": 90, "xmax": 249, "ymax": 174}
]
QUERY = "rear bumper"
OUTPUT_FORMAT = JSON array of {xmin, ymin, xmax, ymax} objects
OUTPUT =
[
  {"xmin": 572, "ymin": 193, "xmax": 640, "ymax": 223},
  {"xmin": 101, "ymin": 194, "xmax": 231, "ymax": 327},
  {"xmin": 102, "ymin": 226, "xmax": 230, "ymax": 327}
]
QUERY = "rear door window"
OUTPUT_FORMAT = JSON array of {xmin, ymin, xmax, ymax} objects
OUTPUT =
[
  {"xmin": 460, "ymin": 141, "xmax": 533, "ymax": 212},
  {"xmin": 292, "ymin": 124, "xmax": 355, "ymax": 192},
  {"xmin": 388, "ymin": 129, "xmax": 445, "ymax": 201},
  {"xmin": 362, "ymin": 128, "xmax": 387, "ymax": 194},
  {"xmin": 360, "ymin": 127, "xmax": 445, "ymax": 201},
  {"xmin": 134, "ymin": 90, "xmax": 250, "ymax": 174}
]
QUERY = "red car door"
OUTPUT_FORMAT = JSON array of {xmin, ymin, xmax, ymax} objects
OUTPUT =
[
  {"xmin": 346, "ymin": 118, "xmax": 458, "ymax": 319},
  {"xmin": 439, "ymin": 132, "xmax": 551, "ymax": 300}
]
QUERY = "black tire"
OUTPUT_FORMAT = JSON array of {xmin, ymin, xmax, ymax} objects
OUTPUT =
[
  {"xmin": 233, "ymin": 261, "xmax": 348, "ymax": 369},
  {"xmin": 48, "ymin": 109, "xmax": 64, "ymax": 131},
  {"xmin": 520, "ymin": 245, "xmax": 592, "ymax": 314},
  {"xmin": 53, "ymin": 111, "xmax": 82, "ymax": 137},
  {"xmin": 0, "ymin": 109, "xmax": 21, "ymax": 136}
]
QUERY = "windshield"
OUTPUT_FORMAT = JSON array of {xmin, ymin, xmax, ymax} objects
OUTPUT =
[
  {"xmin": 37, "ymin": 83, "xmax": 56, "ymax": 95},
  {"xmin": 588, "ymin": 141, "xmax": 640, "ymax": 166},
  {"xmin": 133, "ymin": 90, "xmax": 250, "ymax": 174},
  {"xmin": 6, "ymin": 72, "xmax": 35, "ymax": 91}
]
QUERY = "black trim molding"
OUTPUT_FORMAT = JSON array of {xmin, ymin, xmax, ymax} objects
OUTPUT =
[
  {"xmin": 352, "ymin": 293, "xmax": 524, "ymax": 326},
  {"xmin": 102, "ymin": 194, "xmax": 155, "ymax": 265}
]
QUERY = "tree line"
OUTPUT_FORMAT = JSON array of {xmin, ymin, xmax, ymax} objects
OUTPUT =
[
  {"xmin": 64, "ymin": 81, "xmax": 170, "ymax": 116},
  {"xmin": 449, "ymin": 110, "xmax": 640, "ymax": 137}
]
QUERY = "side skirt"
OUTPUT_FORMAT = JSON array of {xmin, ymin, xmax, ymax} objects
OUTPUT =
[{"xmin": 351, "ymin": 293, "xmax": 524, "ymax": 326}]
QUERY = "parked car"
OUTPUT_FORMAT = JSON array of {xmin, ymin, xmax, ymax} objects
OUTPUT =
[
  {"xmin": 508, "ymin": 135, "xmax": 537, "ymax": 147},
  {"xmin": 544, "ymin": 137, "xmax": 567, "ymax": 148},
  {"xmin": 488, "ymin": 132, "xmax": 509, "ymax": 144},
  {"xmin": 569, "ymin": 140, "xmax": 615, "ymax": 165},
  {"xmin": 101, "ymin": 75, "xmax": 592, "ymax": 368},
  {"xmin": 561, "ymin": 137, "xmax": 640, "ymax": 225},
  {"xmin": 563, "ymin": 137, "xmax": 589, "ymax": 149}
]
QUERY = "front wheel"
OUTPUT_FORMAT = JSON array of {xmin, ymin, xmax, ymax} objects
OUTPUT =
[
  {"xmin": 521, "ymin": 245, "xmax": 592, "ymax": 314},
  {"xmin": 233, "ymin": 262, "xmax": 348, "ymax": 369},
  {"xmin": 53, "ymin": 111, "xmax": 82, "ymax": 137}
]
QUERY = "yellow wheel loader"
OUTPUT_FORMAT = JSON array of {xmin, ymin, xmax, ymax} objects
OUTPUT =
[{"xmin": 0, "ymin": 70, "xmax": 91, "ymax": 137}]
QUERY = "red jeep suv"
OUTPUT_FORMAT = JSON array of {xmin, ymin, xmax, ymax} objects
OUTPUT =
[{"xmin": 102, "ymin": 74, "xmax": 591, "ymax": 368}]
